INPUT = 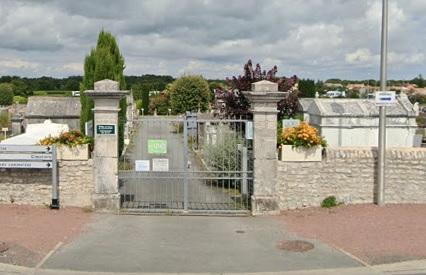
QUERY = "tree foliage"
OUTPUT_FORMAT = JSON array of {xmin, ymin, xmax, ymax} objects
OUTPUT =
[
  {"xmin": 80, "ymin": 30, "xmax": 126, "ymax": 154},
  {"xmin": 0, "ymin": 83, "xmax": 14, "ymax": 106},
  {"xmin": 216, "ymin": 59, "xmax": 298, "ymax": 118},
  {"xmin": 149, "ymin": 92, "xmax": 171, "ymax": 115},
  {"xmin": 169, "ymin": 75, "xmax": 210, "ymax": 114},
  {"xmin": 298, "ymin": 79, "xmax": 316, "ymax": 98}
]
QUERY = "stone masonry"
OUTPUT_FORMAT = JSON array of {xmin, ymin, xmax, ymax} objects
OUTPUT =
[
  {"xmin": 277, "ymin": 147, "xmax": 426, "ymax": 210},
  {"xmin": 0, "ymin": 159, "xmax": 93, "ymax": 207},
  {"xmin": 243, "ymin": 80, "xmax": 283, "ymax": 214}
]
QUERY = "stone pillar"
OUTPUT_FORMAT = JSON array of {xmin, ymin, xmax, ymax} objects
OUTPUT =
[
  {"xmin": 243, "ymin": 80, "xmax": 283, "ymax": 215},
  {"xmin": 85, "ymin": 79, "xmax": 128, "ymax": 211}
]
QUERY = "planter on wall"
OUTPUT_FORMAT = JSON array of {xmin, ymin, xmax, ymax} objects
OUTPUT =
[
  {"xmin": 279, "ymin": 145, "xmax": 322, "ymax": 162},
  {"xmin": 57, "ymin": 144, "xmax": 90, "ymax": 160}
]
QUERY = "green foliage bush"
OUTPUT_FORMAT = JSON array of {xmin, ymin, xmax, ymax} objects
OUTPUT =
[
  {"xmin": 170, "ymin": 75, "xmax": 210, "ymax": 114},
  {"xmin": 321, "ymin": 196, "xmax": 337, "ymax": 208},
  {"xmin": 13, "ymin": 96, "xmax": 27, "ymax": 104},
  {"xmin": 0, "ymin": 83, "xmax": 14, "ymax": 106},
  {"xmin": 135, "ymin": 99, "xmax": 143, "ymax": 113},
  {"xmin": 0, "ymin": 111, "xmax": 10, "ymax": 128}
]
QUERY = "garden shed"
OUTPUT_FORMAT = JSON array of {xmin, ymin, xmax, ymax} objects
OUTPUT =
[
  {"xmin": 25, "ymin": 96, "xmax": 81, "ymax": 130},
  {"xmin": 299, "ymin": 94, "xmax": 419, "ymax": 147}
]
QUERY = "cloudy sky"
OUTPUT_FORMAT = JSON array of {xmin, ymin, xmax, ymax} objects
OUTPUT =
[{"xmin": 0, "ymin": 0, "xmax": 424, "ymax": 80}]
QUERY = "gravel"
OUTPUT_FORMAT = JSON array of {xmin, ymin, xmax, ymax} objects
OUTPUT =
[
  {"xmin": 0, "ymin": 204, "xmax": 93, "ymax": 267},
  {"xmin": 279, "ymin": 204, "xmax": 426, "ymax": 265}
]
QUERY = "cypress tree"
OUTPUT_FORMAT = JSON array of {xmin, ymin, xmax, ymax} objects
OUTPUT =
[{"xmin": 80, "ymin": 30, "xmax": 127, "ymax": 154}]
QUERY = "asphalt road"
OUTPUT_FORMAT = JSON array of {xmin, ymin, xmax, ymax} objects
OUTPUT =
[{"xmin": 42, "ymin": 215, "xmax": 360, "ymax": 273}]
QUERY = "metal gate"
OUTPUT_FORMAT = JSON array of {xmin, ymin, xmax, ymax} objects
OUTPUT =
[{"xmin": 118, "ymin": 115, "xmax": 253, "ymax": 215}]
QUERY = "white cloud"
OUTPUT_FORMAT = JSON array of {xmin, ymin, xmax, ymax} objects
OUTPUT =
[
  {"xmin": 63, "ymin": 62, "xmax": 83, "ymax": 73},
  {"xmin": 0, "ymin": 0, "xmax": 423, "ymax": 80},
  {"xmin": 346, "ymin": 48, "xmax": 374, "ymax": 65},
  {"xmin": 0, "ymin": 57, "xmax": 38, "ymax": 69}
]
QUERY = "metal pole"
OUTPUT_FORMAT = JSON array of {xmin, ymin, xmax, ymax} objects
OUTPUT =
[
  {"xmin": 183, "ymin": 116, "xmax": 189, "ymax": 211},
  {"xmin": 377, "ymin": 0, "xmax": 388, "ymax": 206},
  {"xmin": 51, "ymin": 145, "xmax": 60, "ymax": 209}
]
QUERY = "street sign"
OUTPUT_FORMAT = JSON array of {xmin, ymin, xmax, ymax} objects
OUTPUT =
[
  {"xmin": 96, "ymin": 124, "xmax": 116, "ymax": 135},
  {"xmin": 0, "ymin": 161, "xmax": 52, "ymax": 169},
  {"xmin": 1, "ymin": 128, "xmax": 8, "ymax": 132},
  {"xmin": 0, "ymin": 145, "xmax": 51, "ymax": 153},
  {"xmin": 0, "ymin": 153, "xmax": 52, "ymax": 160},
  {"xmin": 148, "ymin": 139, "xmax": 167, "ymax": 154},
  {"xmin": 375, "ymin": 91, "xmax": 396, "ymax": 106}
]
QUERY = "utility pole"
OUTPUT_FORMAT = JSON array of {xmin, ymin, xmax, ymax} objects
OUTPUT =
[{"xmin": 377, "ymin": 0, "xmax": 388, "ymax": 206}]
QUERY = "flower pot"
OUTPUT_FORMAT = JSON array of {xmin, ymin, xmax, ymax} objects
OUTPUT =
[
  {"xmin": 56, "ymin": 144, "xmax": 90, "ymax": 160},
  {"xmin": 279, "ymin": 145, "xmax": 322, "ymax": 162}
]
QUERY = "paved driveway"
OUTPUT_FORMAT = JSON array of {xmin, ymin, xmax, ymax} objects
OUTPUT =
[{"xmin": 42, "ymin": 215, "xmax": 360, "ymax": 273}]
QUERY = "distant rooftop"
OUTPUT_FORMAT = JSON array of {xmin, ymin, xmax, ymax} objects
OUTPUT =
[
  {"xmin": 26, "ymin": 96, "xmax": 81, "ymax": 118},
  {"xmin": 299, "ymin": 95, "xmax": 417, "ymax": 117}
]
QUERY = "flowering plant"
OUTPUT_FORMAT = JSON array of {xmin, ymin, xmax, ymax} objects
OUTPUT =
[
  {"xmin": 281, "ymin": 122, "xmax": 326, "ymax": 148},
  {"xmin": 39, "ymin": 130, "xmax": 93, "ymax": 148}
]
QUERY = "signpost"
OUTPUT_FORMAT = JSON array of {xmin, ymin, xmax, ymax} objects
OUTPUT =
[
  {"xmin": 0, "ymin": 145, "xmax": 58, "ymax": 208},
  {"xmin": 375, "ymin": 91, "xmax": 396, "ymax": 107},
  {"xmin": 96, "ymin": 124, "xmax": 116, "ymax": 135}
]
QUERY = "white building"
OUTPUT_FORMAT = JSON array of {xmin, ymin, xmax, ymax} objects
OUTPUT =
[{"xmin": 299, "ymin": 94, "xmax": 420, "ymax": 147}]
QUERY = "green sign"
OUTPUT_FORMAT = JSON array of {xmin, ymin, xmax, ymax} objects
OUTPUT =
[
  {"xmin": 148, "ymin": 139, "xmax": 167, "ymax": 154},
  {"xmin": 96, "ymin": 124, "xmax": 115, "ymax": 135}
]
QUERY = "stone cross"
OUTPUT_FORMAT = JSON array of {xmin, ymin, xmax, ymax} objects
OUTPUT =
[
  {"xmin": 243, "ymin": 80, "xmax": 283, "ymax": 215},
  {"xmin": 85, "ymin": 79, "xmax": 128, "ymax": 211}
]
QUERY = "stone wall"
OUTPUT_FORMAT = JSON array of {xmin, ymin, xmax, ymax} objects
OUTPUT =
[
  {"xmin": 0, "ymin": 159, "xmax": 93, "ymax": 207},
  {"xmin": 277, "ymin": 147, "xmax": 426, "ymax": 210}
]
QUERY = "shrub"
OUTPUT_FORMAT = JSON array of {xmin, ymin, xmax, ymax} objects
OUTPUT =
[
  {"xmin": 135, "ymin": 99, "xmax": 143, "ymax": 113},
  {"xmin": 0, "ymin": 83, "xmax": 14, "ymax": 106},
  {"xmin": 39, "ymin": 130, "xmax": 93, "ymax": 148},
  {"xmin": 0, "ymin": 111, "xmax": 10, "ymax": 128},
  {"xmin": 321, "ymin": 196, "xmax": 338, "ymax": 208},
  {"xmin": 13, "ymin": 96, "xmax": 27, "ymax": 104},
  {"xmin": 281, "ymin": 122, "xmax": 326, "ymax": 148}
]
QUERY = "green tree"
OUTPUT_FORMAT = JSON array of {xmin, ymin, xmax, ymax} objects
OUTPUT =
[
  {"xmin": 0, "ymin": 83, "xmax": 14, "ymax": 106},
  {"xmin": 411, "ymin": 74, "xmax": 425, "ymax": 88},
  {"xmin": 80, "ymin": 30, "xmax": 126, "ymax": 154},
  {"xmin": 298, "ymin": 79, "xmax": 316, "ymax": 98},
  {"xmin": 149, "ymin": 92, "xmax": 171, "ymax": 115},
  {"xmin": 169, "ymin": 75, "xmax": 210, "ymax": 114},
  {"xmin": 11, "ymin": 79, "xmax": 32, "ymax": 97}
]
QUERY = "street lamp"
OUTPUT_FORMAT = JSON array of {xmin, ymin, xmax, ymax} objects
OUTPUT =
[{"xmin": 377, "ymin": 0, "xmax": 388, "ymax": 206}]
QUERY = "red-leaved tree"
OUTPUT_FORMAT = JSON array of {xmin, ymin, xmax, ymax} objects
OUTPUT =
[{"xmin": 214, "ymin": 60, "xmax": 299, "ymax": 119}]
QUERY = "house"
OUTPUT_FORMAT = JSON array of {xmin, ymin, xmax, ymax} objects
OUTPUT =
[
  {"xmin": 298, "ymin": 93, "xmax": 420, "ymax": 147},
  {"xmin": 25, "ymin": 96, "xmax": 81, "ymax": 130}
]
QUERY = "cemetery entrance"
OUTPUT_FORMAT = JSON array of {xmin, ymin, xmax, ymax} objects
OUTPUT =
[{"xmin": 118, "ymin": 116, "xmax": 253, "ymax": 215}]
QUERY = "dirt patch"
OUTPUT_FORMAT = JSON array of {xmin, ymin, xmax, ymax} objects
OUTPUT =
[
  {"xmin": 0, "ymin": 204, "xmax": 93, "ymax": 267},
  {"xmin": 279, "ymin": 204, "xmax": 426, "ymax": 265}
]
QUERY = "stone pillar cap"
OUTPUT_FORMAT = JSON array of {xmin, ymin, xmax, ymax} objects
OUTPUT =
[
  {"xmin": 252, "ymin": 80, "xmax": 278, "ymax": 93},
  {"xmin": 84, "ymin": 79, "xmax": 128, "ymax": 99},
  {"xmin": 95, "ymin": 79, "xmax": 119, "ymax": 91}
]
